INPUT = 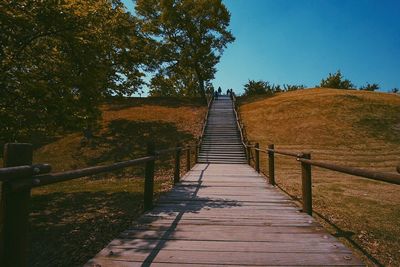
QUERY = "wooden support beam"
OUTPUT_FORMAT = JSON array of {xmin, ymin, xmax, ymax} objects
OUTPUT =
[
  {"xmin": 2, "ymin": 143, "xmax": 33, "ymax": 267},
  {"xmin": 144, "ymin": 142, "xmax": 155, "ymax": 211},
  {"xmin": 268, "ymin": 144, "xmax": 275, "ymax": 185},
  {"xmin": 301, "ymin": 152, "xmax": 312, "ymax": 215}
]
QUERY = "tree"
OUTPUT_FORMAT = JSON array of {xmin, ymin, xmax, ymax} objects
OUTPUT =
[
  {"xmin": 319, "ymin": 70, "xmax": 354, "ymax": 89},
  {"xmin": 359, "ymin": 83, "xmax": 379, "ymax": 91},
  {"xmin": 391, "ymin": 88, "xmax": 399, "ymax": 94},
  {"xmin": 243, "ymin": 80, "xmax": 273, "ymax": 96},
  {"xmin": 135, "ymin": 0, "xmax": 235, "ymax": 101},
  {"xmin": 0, "ymin": 0, "xmax": 145, "ymax": 142},
  {"xmin": 283, "ymin": 84, "xmax": 306, "ymax": 91}
]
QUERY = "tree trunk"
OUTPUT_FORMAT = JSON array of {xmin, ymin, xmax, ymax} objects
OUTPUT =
[{"xmin": 194, "ymin": 65, "xmax": 207, "ymax": 104}]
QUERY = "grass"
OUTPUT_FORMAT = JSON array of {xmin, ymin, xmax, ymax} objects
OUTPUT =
[
  {"xmin": 3, "ymin": 96, "xmax": 206, "ymax": 266},
  {"xmin": 239, "ymin": 88, "xmax": 400, "ymax": 266}
]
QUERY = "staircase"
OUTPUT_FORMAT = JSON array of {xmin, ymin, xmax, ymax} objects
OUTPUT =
[{"xmin": 198, "ymin": 95, "xmax": 247, "ymax": 164}]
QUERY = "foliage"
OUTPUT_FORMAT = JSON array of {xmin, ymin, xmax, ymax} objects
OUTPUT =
[
  {"xmin": 359, "ymin": 83, "xmax": 379, "ymax": 91},
  {"xmin": 390, "ymin": 88, "xmax": 399, "ymax": 94},
  {"xmin": 243, "ymin": 80, "xmax": 271, "ymax": 96},
  {"xmin": 319, "ymin": 70, "xmax": 354, "ymax": 89},
  {"xmin": 135, "ymin": 0, "xmax": 235, "ymax": 100},
  {"xmin": 243, "ymin": 80, "xmax": 305, "ymax": 96},
  {"xmin": 283, "ymin": 84, "xmax": 306, "ymax": 91},
  {"xmin": 0, "ymin": 0, "xmax": 145, "ymax": 142}
]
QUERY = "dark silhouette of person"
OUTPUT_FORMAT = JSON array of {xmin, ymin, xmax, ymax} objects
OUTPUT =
[
  {"xmin": 217, "ymin": 86, "xmax": 222, "ymax": 95},
  {"xmin": 226, "ymin": 89, "xmax": 230, "ymax": 95}
]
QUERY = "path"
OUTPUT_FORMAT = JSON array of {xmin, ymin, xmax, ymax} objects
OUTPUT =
[
  {"xmin": 198, "ymin": 95, "xmax": 246, "ymax": 164},
  {"xmin": 86, "ymin": 95, "xmax": 363, "ymax": 266}
]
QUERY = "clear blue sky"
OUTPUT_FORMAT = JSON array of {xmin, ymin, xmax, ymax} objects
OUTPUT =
[{"xmin": 123, "ymin": 0, "xmax": 400, "ymax": 94}]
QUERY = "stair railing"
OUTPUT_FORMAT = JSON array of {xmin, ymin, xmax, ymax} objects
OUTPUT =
[
  {"xmin": 197, "ymin": 93, "xmax": 214, "ymax": 159},
  {"xmin": 231, "ymin": 92, "xmax": 252, "ymax": 162}
]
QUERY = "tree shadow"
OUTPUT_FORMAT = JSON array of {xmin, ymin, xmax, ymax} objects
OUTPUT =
[
  {"xmin": 86, "ymin": 164, "xmax": 243, "ymax": 266},
  {"xmin": 29, "ymin": 189, "xmax": 146, "ymax": 267},
  {"xmin": 105, "ymin": 96, "xmax": 205, "ymax": 111},
  {"xmin": 82, "ymin": 119, "xmax": 195, "ymax": 173}
]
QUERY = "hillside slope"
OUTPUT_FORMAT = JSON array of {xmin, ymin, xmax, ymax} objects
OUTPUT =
[
  {"xmin": 34, "ymin": 97, "xmax": 206, "ymax": 171},
  {"xmin": 240, "ymin": 88, "xmax": 400, "ymax": 266},
  {"xmin": 26, "ymin": 97, "xmax": 206, "ymax": 266}
]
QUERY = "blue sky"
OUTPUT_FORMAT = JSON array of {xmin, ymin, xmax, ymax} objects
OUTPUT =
[{"xmin": 123, "ymin": 0, "xmax": 400, "ymax": 94}]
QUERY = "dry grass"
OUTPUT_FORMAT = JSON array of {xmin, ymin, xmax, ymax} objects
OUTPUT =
[
  {"xmin": 23, "ymin": 97, "xmax": 206, "ymax": 266},
  {"xmin": 240, "ymin": 88, "xmax": 400, "ymax": 267},
  {"xmin": 35, "ymin": 97, "xmax": 206, "ymax": 172}
]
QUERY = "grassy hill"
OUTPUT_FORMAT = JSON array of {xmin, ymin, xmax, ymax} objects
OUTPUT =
[
  {"xmin": 239, "ymin": 88, "xmax": 400, "ymax": 266},
  {"xmin": 34, "ymin": 97, "xmax": 206, "ymax": 172},
  {"xmin": 24, "ymin": 97, "xmax": 206, "ymax": 266}
]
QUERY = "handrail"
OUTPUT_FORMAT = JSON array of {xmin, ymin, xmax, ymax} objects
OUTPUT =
[
  {"xmin": 246, "ymin": 142, "xmax": 400, "ymax": 220},
  {"xmin": 0, "ymin": 164, "xmax": 51, "ymax": 181},
  {"xmin": 249, "ymin": 144, "xmax": 400, "ymax": 186},
  {"xmin": 2, "ymin": 145, "xmax": 198, "ymax": 190},
  {"xmin": 198, "ymin": 93, "xmax": 214, "ymax": 147},
  {"xmin": 297, "ymin": 157, "xmax": 400, "ymax": 185},
  {"xmin": 255, "ymin": 147, "xmax": 300, "ymax": 158},
  {"xmin": 155, "ymin": 145, "xmax": 192, "ymax": 156},
  {"xmin": 231, "ymin": 92, "xmax": 248, "ymax": 148},
  {"xmin": 9, "ymin": 156, "xmax": 155, "ymax": 192},
  {"xmin": 0, "ymin": 140, "xmax": 199, "ymax": 266}
]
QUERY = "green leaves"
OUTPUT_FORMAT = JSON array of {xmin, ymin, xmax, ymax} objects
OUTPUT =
[
  {"xmin": 0, "ymin": 0, "xmax": 145, "ymax": 142},
  {"xmin": 135, "ymin": 0, "xmax": 235, "ymax": 98},
  {"xmin": 319, "ymin": 70, "xmax": 355, "ymax": 89},
  {"xmin": 0, "ymin": 0, "xmax": 235, "ymax": 143}
]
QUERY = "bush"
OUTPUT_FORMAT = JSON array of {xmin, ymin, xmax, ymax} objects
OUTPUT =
[
  {"xmin": 283, "ymin": 84, "xmax": 306, "ymax": 91},
  {"xmin": 319, "ymin": 70, "xmax": 354, "ymax": 89},
  {"xmin": 359, "ymin": 83, "xmax": 380, "ymax": 91},
  {"xmin": 243, "ymin": 80, "xmax": 273, "ymax": 96}
]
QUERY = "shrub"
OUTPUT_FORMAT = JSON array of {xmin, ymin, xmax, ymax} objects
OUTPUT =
[
  {"xmin": 359, "ymin": 83, "xmax": 380, "ymax": 91},
  {"xmin": 319, "ymin": 70, "xmax": 354, "ymax": 89}
]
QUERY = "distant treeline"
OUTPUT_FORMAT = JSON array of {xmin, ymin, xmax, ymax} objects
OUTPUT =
[{"xmin": 243, "ymin": 70, "xmax": 399, "ymax": 97}]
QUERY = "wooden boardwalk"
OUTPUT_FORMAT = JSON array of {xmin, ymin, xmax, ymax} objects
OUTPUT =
[{"xmin": 86, "ymin": 163, "xmax": 363, "ymax": 266}]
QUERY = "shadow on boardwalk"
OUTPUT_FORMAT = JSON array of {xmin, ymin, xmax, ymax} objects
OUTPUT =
[{"xmin": 87, "ymin": 164, "xmax": 242, "ymax": 266}]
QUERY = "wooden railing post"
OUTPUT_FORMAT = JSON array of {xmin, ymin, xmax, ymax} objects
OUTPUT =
[
  {"xmin": 268, "ymin": 144, "xmax": 275, "ymax": 185},
  {"xmin": 255, "ymin": 143, "xmax": 260, "ymax": 173},
  {"xmin": 186, "ymin": 148, "xmax": 191, "ymax": 172},
  {"xmin": 195, "ymin": 144, "xmax": 199, "ymax": 163},
  {"xmin": 2, "ymin": 143, "xmax": 33, "ymax": 267},
  {"xmin": 300, "ymin": 152, "xmax": 312, "ymax": 215},
  {"xmin": 174, "ymin": 144, "xmax": 181, "ymax": 185},
  {"xmin": 246, "ymin": 144, "xmax": 251, "ymax": 165},
  {"xmin": 144, "ymin": 142, "xmax": 155, "ymax": 211}
]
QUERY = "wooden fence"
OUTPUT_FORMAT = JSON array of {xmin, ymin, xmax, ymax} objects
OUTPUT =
[
  {"xmin": 0, "ymin": 95, "xmax": 215, "ymax": 267},
  {"xmin": 231, "ymin": 93, "xmax": 400, "ymax": 216},
  {"xmin": 0, "ymin": 142, "xmax": 199, "ymax": 266}
]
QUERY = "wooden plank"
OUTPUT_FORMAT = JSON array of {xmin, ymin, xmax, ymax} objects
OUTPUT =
[
  {"xmin": 88, "ymin": 250, "xmax": 362, "ymax": 266},
  {"xmin": 106, "ymin": 238, "xmax": 351, "ymax": 253},
  {"xmin": 125, "ymin": 224, "xmax": 325, "ymax": 234},
  {"xmin": 118, "ymin": 229, "xmax": 339, "ymax": 242},
  {"xmin": 87, "ymin": 159, "xmax": 363, "ymax": 265}
]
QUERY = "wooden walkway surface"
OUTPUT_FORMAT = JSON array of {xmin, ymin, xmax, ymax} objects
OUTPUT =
[{"xmin": 86, "ymin": 163, "xmax": 363, "ymax": 266}]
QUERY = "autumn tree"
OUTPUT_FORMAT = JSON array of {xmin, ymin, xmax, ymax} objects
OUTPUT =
[
  {"xmin": 0, "ymin": 0, "xmax": 145, "ymax": 142},
  {"xmin": 135, "ymin": 0, "xmax": 235, "ymax": 100},
  {"xmin": 319, "ymin": 70, "xmax": 354, "ymax": 89}
]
